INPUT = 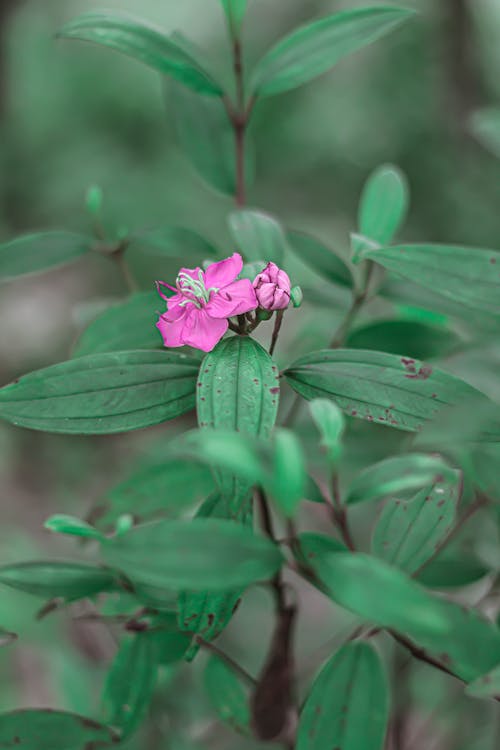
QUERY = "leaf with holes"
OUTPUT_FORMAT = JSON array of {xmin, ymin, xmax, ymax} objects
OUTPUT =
[
  {"xmin": 286, "ymin": 231, "xmax": 352, "ymax": 287},
  {"xmin": 297, "ymin": 641, "xmax": 389, "ymax": 750},
  {"xmin": 371, "ymin": 473, "xmax": 461, "ymax": 574},
  {"xmin": 0, "ymin": 350, "xmax": 199, "ymax": 434},
  {"xmin": 58, "ymin": 12, "xmax": 223, "ymax": 95},
  {"xmin": 358, "ymin": 164, "xmax": 409, "ymax": 245},
  {"xmin": 228, "ymin": 210, "xmax": 288, "ymax": 265},
  {"xmin": 284, "ymin": 349, "xmax": 487, "ymax": 432},
  {"xmin": 251, "ymin": 6, "xmax": 414, "ymax": 96},
  {"xmin": 0, "ymin": 231, "xmax": 92, "ymax": 281}
]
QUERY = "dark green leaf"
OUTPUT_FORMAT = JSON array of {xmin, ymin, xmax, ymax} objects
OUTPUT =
[
  {"xmin": 170, "ymin": 81, "xmax": 254, "ymax": 195},
  {"xmin": 347, "ymin": 453, "xmax": 457, "ymax": 505},
  {"xmin": 470, "ymin": 108, "xmax": 500, "ymax": 160},
  {"xmin": 127, "ymin": 226, "xmax": 217, "ymax": 262},
  {"xmin": 251, "ymin": 6, "xmax": 415, "ymax": 96},
  {"xmin": 102, "ymin": 518, "xmax": 283, "ymax": 591},
  {"xmin": 360, "ymin": 244, "xmax": 500, "ymax": 317},
  {"xmin": 346, "ymin": 319, "xmax": 462, "ymax": 360},
  {"xmin": 0, "ymin": 350, "xmax": 199, "ymax": 434},
  {"xmin": 228, "ymin": 210, "xmax": 288, "ymax": 265},
  {"xmin": 99, "ymin": 458, "xmax": 215, "ymax": 528},
  {"xmin": 44, "ymin": 515, "xmax": 104, "ymax": 541},
  {"xmin": 204, "ymin": 655, "xmax": 251, "ymax": 735},
  {"xmin": 0, "ymin": 561, "xmax": 119, "ymax": 601},
  {"xmin": 358, "ymin": 164, "xmax": 409, "ymax": 245},
  {"xmin": 286, "ymin": 230, "xmax": 352, "ymax": 287},
  {"xmin": 297, "ymin": 641, "xmax": 389, "ymax": 750},
  {"xmin": 466, "ymin": 664, "xmax": 500, "ymax": 699},
  {"xmin": 0, "ymin": 710, "xmax": 116, "ymax": 749},
  {"xmin": 417, "ymin": 558, "xmax": 489, "ymax": 589},
  {"xmin": 101, "ymin": 633, "xmax": 157, "ymax": 739},
  {"xmin": 0, "ymin": 232, "xmax": 91, "ymax": 281},
  {"xmin": 58, "ymin": 12, "xmax": 223, "ymax": 95},
  {"xmin": 149, "ymin": 613, "xmax": 191, "ymax": 664},
  {"xmin": 371, "ymin": 474, "xmax": 461, "ymax": 573},
  {"xmin": 311, "ymin": 552, "xmax": 500, "ymax": 680},
  {"xmin": 72, "ymin": 292, "xmax": 162, "ymax": 357},
  {"xmin": 284, "ymin": 349, "xmax": 487, "ymax": 432}
]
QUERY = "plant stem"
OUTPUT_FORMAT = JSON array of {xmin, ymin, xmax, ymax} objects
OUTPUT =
[
  {"xmin": 330, "ymin": 474, "xmax": 356, "ymax": 550},
  {"xmin": 330, "ymin": 261, "xmax": 374, "ymax": 348},
  {"xmin": 232, "ymin": 38, "xmax": 247, "ymax": 207},
  {"xmin": 195, "ymin": 636, "xmax": 256, "ymax": 687},
  {"xmin": 269, "ymin": 310, "xmax": 285, "ymax": 356}
]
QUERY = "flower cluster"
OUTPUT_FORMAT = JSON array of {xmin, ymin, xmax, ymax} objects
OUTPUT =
[{"xmin": 156, "ymin": 254, "xmax": 292, "ymax": 352}]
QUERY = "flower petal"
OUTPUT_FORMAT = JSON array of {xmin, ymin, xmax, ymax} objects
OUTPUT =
[
  {"xmin": 157, "ymin": 308, "xmax": 189, "ymax": 348},
  {"xmin": 204, "ymin": 253, "xmax": 243, "ymax": 289},
  {"xmin": 205, "ymin": 279, "xmax": 258, "ymax": 318},
  {"xmin": 181, "ymin": 309, "xmax": 228, "ymax": 352}
]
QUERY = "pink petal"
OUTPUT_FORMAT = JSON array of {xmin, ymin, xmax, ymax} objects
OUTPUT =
[
  {"xmin": 177, "ymin": 265, "xmax": 202, "ymax": 282},
  {"xmin": 205, "ymin": 279, "xmax": 258, "ymax": 318},
  {"xmin": 204, "ymin": 253, "xmax": 243, "ymax": 289},
  {"xmin": 157, "ymin": 309, "xmax": 189, "ymax": 348},
  {"xmin": 181, "ymin": 308, "xmax": 228, "ymax": 352},
  {"xmin": 165, "ymin": 293, "xmax": 189, "ymax": 321}
]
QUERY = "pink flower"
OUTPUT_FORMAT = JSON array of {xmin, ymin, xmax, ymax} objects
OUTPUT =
[
  {"xmin": 253, "ymin": 262, "xmax": 291, "ymax": 311},
  {"xmin": 156, "ymin": 253, "xmax": 258, "ymax": 352}
]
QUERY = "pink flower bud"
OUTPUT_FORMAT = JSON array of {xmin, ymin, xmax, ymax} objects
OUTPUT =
[{"xmin": 253, "ymin": 262, "xmax": 291, "ymax": 311}]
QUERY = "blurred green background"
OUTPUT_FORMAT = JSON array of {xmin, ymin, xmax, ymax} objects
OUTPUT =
[{"xmin": 1, "ymin": 1, "xmax": 500, "ymax": 747}]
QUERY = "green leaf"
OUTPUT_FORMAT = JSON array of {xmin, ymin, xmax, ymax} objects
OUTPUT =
[
  {"xmin": 286, "ymin": 230, "xmax": 352, "ymax": 287},
  {"xmin": 346, "ymin": 453, "xmax": 457, "ymax": 505},
  {"xmin": 44, "ymin": 515, "xmax": 104, "ymax": 541},
  {"xmin": 309, "ymin": 398, "xmax": 345, "ymax": 465},
  {"xmin": 311, "ymin": 552, "xmax": 500, "ymax": 681},
  {"xmin": 358, "ymin": 164, "xmax": 409, "ymax": 245},
  {"xmin": 99, "ymin": 458, "xmax": 215, "ymax": 527},
  {"xmin": 417, "ymin": 558, "xmax": 489, "ymax": 589},
  {"xmin": 251, "ymin": 6, "xmax": 415, "ymax": 97},
  {"xmin": 220, "ymin": 0, "xmax": 248, "ymax": 33},
  {"xmin": 294, "ymin": 533, "xmax": 347, "ymax": 574},
  {"xmin": 269, "ymin": 429, "xmax": 306, "ymax": 517},
  {"xmin": 284, "ymin": 348, "xmax": 487, "ymax": 432},
  {"xmin": 297, "ymin": 641, "xmax": 389, "ymax": 750},
  {"xmin": 0, "ymin": 710, "xmax": 116, "ymax": 749},
  {"xmin": 170, "ymin": 80, "xmax": 255, "ymax": 196},
  {"xmin": 371, "ymin": 474, "xmax": 461, "ymax": 574},
  {"xmin": 466, "ymin": 664, "xmax": 500, "ymax": 699},
  {"xmin": 0, "ymin": 231, "xmax": 92, "ymax": 281},
  {"xmin": 149, "ymin": 612, "xmax": 191, "ymax": 664},
  {"xmin": 102, "ymin": 518, "xmax": 283, "ymax": 591},
  {"xmin": 346, "ymin": 319, "xmax": 462, "ymax": 360},
  {"xmin": 228, "ymin": 210, "xmax": 288, "ymax": 265},
  {"xmin": 204, "ymin": 655, "xmax": 251, "ymax": 735},
  {"xmin": 0, "ymin": 561, "xmax": 119, "ymax": 601},
  {"xmin": 359, "ymin": 244, "xmax": 500, "ymax": 317},
  {"xmin": 127, "ymin": 226, "xmax": 217, "ymax": 262},
  {"xmin": 58, "ymin": 12, "xmax": 223, "ymax": 95},
  {"xmin": 101, "ymin": 633, "xmax": 157, "ymax": 740},
  {"xmin": 72, "ymin": 292, "xmax": 162, "ymax": 357},
  {"xmin": 470, "ymin": 108, "xmax": 500, "ymax": 159},
  {"xmin": 0, "ymin": 350, "xmax": 199, "ymax": 434}
]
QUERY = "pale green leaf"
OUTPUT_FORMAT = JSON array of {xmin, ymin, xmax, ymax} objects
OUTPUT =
[
  {"xmin": 0, "ymin": 231, "xmax": 92, "ymax": 281},
  {"xmin": 228, "ymin": 210, "xmax": 288, "ymax": 265},
  {"xmin": 286, "ymin": 230, "xmax": 352, "ymax": 287},
  {"xmin": 358, "ymin": 164, "xmax": 409, "ymax": 244}
]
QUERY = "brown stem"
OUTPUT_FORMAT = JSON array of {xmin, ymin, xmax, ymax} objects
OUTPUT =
[
  {"xmin": 330, "ymin": 261, "xmax": 374, "ymax": 348},
  {"xmin": 329, "ymin": 475, "xmax": 356, "ymax": 551},
  {"xmin": 195, "ymin": 636, "xmax": 256, "ymax": 687},
  {"xmin": 232, "ymin": 38, "xmax": 247, "ymax": 207},
  {"xmin": 269, "ymin": 310, "xmax": 285, "ymax": 356}
]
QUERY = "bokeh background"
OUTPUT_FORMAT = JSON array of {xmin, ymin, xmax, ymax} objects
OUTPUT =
[{"xmin": 1, "ymin": 1, "xmax": 500, "ymax": 748}]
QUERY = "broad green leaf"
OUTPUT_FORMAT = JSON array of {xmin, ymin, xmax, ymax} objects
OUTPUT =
[
  {"xmin": 297, "ymin": 641, "xmax": 389, "ymax": 750},
  {"xmin": 72, "ymin": 292, "xmax": 162, "ymax": 357},
  {"xmin": 358, "ymin": 164, "xmax": 409, "ymax": 244},
  {"xmin": 294, "ymin": 533, "xmax": 347, "ymax": 582},
  {"xmin": 204, "ymin": 655, "xmax": 251, "ymax": 735},
  {"xmin": 170, "ymin": 80, "xmax": 254, "ymax": 196},
  {"xmin": 0, "ymin": 231, "xmax": 91, "ymax": 281},
  {"xmin": 251, "ymin": 6, "xmax": 414, "ymax": 97},
  {"xmin": 44, "ymin": 514, "xmax": 104, "ymax": 541},
  {"xmin": 311, "ymin": 552, "xmax": 500, "ymax": 681},
  {"xmin": 470, "ymin": 108, "xmax": 500, "ymax": 160},
  {"xmin": 466, "ymin": 664, "xmax": 500, "ymax": 699},
  {"xmin": 220, "ymin": 0, "xmax": 248, "ymax": 33},
  {"xmin": 371, "ymin": 474, "xmax": 461, "ymax": 573},
  {"xmin": 346, "ymin": 319, "xmax": 462, "ymax": 360},
  {"xmin": 286, "ymin": 230, "xmax": 352, "ymax": 287},
  {"xmin": 417, "ymin": 558, "xmax": 488, "ymax": 589},
  {"xmin": 0, "ymin": 350, "xmax": 199, "ymax": 434},
  {"xmin": 309, "ymin": 398, "xmax": 345, "ymax": 465},
  {"xmin": 103, "ymin": 518, "xmax": 283, "ymax": 591},
  {"xmin": 58, "ymin": 12, "xmax": 223, "ymax": 95},
  {"xmin": 0, "ymin": 561, "xmax": 119, "ymax": 601},
  {"xmin": 284, "ymin": 349, "xmax": 487, "ymax": 432},
  {"xmin": 98, "ymin": 459, "xmax": 215, "ymax": 527},
  {"xmin": 269, "ymin": 429, "xmax": 306, "ymax": 517},
  {"xmin": 347, "ymin": 453, "xmax": 456, "ymax": 505},
  {"xmin": 0, "ymin": 710, "xmax": 116, "ymax": 749},
  {"xmin": 126, "ymin": 226, "xmax": 217, "ymax": 262},
  {"xmin": 228, "ymin": 210, "xmax": 288, "ymax": 265},
  {"xmin": 359, "ymin": 244, "xmax": 500, "ymax": 317},
  {"xmin": 101, "ymin": 633, "xmax": 157, "ymax": 740},
  {"xmin": 149, "ymin": 612, "xmax": 191, "ymax": 664}
]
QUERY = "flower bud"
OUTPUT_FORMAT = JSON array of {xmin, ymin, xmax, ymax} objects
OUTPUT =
[
  {"xmin": 253, "ymin": 262, "xmax": 291, "ymax": 311},
  {"xmin": 290, "ymin": 285, "xmax": 303, "ymax": 308}
]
